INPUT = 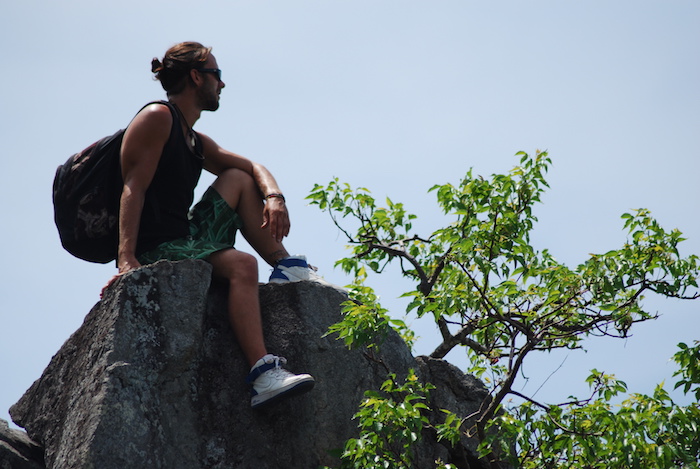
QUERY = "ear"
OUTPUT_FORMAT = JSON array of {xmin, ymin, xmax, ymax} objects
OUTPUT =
[{"xmin": 190, "ymin": 68, "xmax": 203, "ymax": 86}]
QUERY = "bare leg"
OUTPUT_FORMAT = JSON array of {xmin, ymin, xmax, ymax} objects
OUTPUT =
[
  {"xmin": 208, "ymin": 248, "xmax": 267, "ymax": 367},
  {"xmin": 204, "ymin": 169, "xmax": 315, "ymax": 407},
  {"xmin": 206, "ymin": 168, "xmax": 292, "ymax": 367},
  {"xmin": 211, "ymin": 169, "xmax": 289, "ymax": 266}
]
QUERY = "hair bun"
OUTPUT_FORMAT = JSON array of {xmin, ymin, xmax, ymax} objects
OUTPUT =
[{"xmin": 151, "ymin": 58, "xmax": 163, "ymax": 74}]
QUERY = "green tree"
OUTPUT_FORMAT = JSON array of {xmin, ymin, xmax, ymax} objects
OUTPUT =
[{"xmin": 309, "ymin": 151, "xmax": 700, "ymax": 468}]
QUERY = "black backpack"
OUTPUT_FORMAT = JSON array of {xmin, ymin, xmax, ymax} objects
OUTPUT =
[{"xmin": 53, "ymin": 101, "xmax": 176, "ymax": 263}]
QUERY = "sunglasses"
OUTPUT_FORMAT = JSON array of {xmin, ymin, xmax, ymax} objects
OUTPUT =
[{"xmin": 196, "ymin": 68, "xmax": 222, "ymax": 82}]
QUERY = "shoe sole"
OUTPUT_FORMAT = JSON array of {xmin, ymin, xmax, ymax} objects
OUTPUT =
[
  {"xmin": 251, "ymin": 378, "xmax": 315, "ymax": 409},
  {"xmin": 268, "ymin": 277, "xmax": 301, "ymax": 284}
]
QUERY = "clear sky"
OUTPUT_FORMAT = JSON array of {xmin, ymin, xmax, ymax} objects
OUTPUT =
[{"xmin": 1, "ymin": 1, "xmax": 698, "ymax": 429}]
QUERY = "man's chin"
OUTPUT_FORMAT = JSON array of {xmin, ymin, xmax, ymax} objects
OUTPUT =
[{"xmin": 204, "ymin": 102, "xmax": 220, "ymax": 112}]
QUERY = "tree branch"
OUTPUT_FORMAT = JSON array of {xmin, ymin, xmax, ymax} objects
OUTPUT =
[
  {"xmin": 358, "ymin": 239, "xmax": 431, "ymax": 291},
  {"xmin": 430, "ymin": 319, "xmax": 486, "ymax": 358}
]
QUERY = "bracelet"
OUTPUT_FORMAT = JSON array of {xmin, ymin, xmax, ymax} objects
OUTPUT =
[{"xmin": 265, "ymin": 193, "xmax": 286, "ymax": 202}]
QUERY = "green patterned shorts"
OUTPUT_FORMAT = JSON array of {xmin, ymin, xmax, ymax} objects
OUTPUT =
[{"xmin": 138, "ymin": 187, "xmax": 243, "ymax": 265}]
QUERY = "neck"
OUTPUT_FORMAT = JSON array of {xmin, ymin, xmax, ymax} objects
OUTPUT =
[{"xmin": 167, "ymin": 95, "xmax": 201, "ymax": 129}]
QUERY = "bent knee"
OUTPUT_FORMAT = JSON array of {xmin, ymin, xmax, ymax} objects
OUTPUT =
[
  {"xmin": 210, "ymin": 169, "xmax": 256, "ymax": 208},
  {"xmin": 215, "ymin": 168, "xmax": 255, "ymax": 189},
  {"xmin": 209, "ymin": 249, "xmax": 259, "ymax": 283}
]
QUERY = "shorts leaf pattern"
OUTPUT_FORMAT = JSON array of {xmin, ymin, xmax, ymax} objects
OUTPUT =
[{"xmin": 138, "ymin": 187, "xmax": 243, "ymax": 265}]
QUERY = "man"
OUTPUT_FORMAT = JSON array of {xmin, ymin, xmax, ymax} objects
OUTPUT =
[{"xmin": 108, "ymin": 41, "xmax": 318, "ymax": 409}]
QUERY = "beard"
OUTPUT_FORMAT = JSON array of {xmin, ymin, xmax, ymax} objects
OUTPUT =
[{"xmin": 196, "ymin": 83, "xmax": 220, "ymax": 111}]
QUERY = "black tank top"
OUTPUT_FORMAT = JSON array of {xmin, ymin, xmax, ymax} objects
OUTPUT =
[{"xmin": 135, "ymin": 102, "xmax": 204, "ymax": 255}]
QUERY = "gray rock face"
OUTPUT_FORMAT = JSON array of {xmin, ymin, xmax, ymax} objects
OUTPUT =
[
  {"xmin": 0, "ymin": 419, "xmax": 44, "ymax": 469},
  {"xmin": 10, "ymin": 259, "xmax": 494, "ymax": 468}
]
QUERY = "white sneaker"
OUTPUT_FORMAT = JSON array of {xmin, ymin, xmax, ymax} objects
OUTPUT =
[
  {"xmin": 247, "ymin": 354, "xmax": 315, "ymax": 408},
  {"xmin": 268, "ymin": 255, "xmax": 326, "ymax": 284}
]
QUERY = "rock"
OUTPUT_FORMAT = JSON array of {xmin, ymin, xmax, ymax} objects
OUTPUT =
[
  {"xmin": 416, "ymin": 357, "xmax": 493, "ymax": 469},
  {"xmin": 0, "ymin": 418, "xmax": 44, "ymax": 469},
  {"xmin": 10, "ymin": 259, "xmax": 497, "ymax": 468}
]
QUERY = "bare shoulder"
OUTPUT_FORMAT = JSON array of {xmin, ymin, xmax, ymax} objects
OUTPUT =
[
  {"xmin": 130, "ymin": 102, "xmax": 173, "ymax": 131},
  {"xmin": 196, "ymin": 132, "xmax": 224, "ymax": 159},
  {"xmin": 122, "ymin": 103, "xmax": 173, "ymax": 151},
  {"xmin": 121, "ymin": 103, "xmax": 174, "ymax": 168}
]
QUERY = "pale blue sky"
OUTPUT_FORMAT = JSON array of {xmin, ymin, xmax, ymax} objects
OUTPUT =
[{"xmin": 1, "ymin": 1, "xmax": 698, "ymax": 428}]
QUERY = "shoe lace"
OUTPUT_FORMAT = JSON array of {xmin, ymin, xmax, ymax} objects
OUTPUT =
[
  {"xmin": 271, "ymin": 355, "xmax": 287, "ymax": 368},
  {"xmin": 265, "ymin": 355, "xmax": 290, "ymax": 377}
]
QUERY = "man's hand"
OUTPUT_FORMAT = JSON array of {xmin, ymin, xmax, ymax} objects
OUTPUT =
[
  {"xmin": 101, "ymin": 256, "xmax": 142, "ymax": 298},
  {"xmin": 261, "ymin": 197, "xmax": 290, "ymax": 242}
]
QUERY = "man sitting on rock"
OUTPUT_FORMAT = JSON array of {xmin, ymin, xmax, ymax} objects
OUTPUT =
[{"xmin": 104, "ymin": 41, "xmax": 317, "ymax": 408}]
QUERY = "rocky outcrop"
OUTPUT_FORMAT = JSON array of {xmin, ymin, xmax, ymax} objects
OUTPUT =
[
  {"xmin": 9, "ymin": 259, "xmax": 494, "ymax": 468},
  {"xmin": 0, "ymin": 419, "xmax": 44, "ymax": 469}
]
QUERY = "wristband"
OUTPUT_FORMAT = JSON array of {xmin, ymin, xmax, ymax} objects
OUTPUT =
[{"xmin": 265, "ymin": 193, "xmax": 286, "ymax": 202}]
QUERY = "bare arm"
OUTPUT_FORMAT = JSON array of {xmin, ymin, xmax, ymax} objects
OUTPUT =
[
  {"xmin": 199, "ymin": 133, "xmax": 290, "ymax": 241},
  {"xmin": 117, "ymin": 104, "xmax": 173, "ymax": 273}
]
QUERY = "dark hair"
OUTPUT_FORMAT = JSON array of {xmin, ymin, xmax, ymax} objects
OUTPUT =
[{"xmin": 151, "ymin": 42, "xmax": 212, "ymax": 95}]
